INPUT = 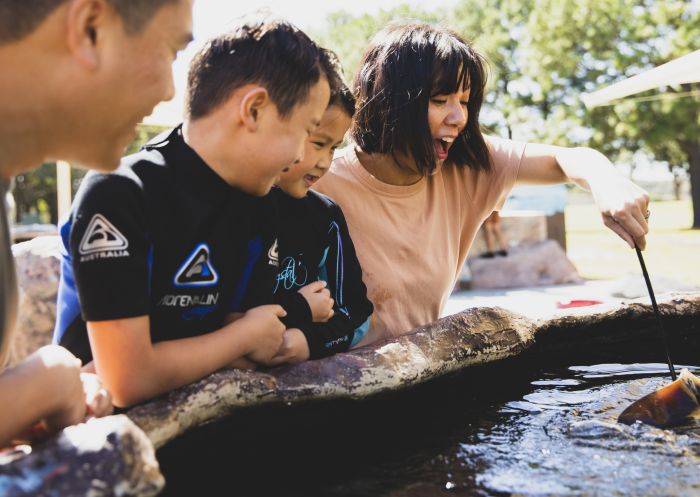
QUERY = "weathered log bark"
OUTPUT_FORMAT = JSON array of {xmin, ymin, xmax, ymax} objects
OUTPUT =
[
  {"xmin": 0, "ymin": 416, "xmax": 164, "ymax": 497},
  {"xmin": 128, "ymin": 307, "xmax": 537, "ymax": 449},
  {"xmin": 128, "ymin": 293, "xmax": 700, "ymax": 450}
]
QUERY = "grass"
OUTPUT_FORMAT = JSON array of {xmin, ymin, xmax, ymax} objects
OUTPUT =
[{"xmin": 565, "ymin": 199, "xmax": 700, "ymax": 288}]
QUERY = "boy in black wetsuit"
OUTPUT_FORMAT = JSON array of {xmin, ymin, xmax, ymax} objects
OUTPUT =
[
  {"xmin": 53, "ymin": 19, "xmax": 331, "ymax": 408},
  {"xmin": 263, "ymin": 53, "xmax": 374, "ymax": 365}
]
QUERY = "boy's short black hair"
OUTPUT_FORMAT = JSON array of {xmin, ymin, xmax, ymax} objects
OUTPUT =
[
  {"xmin": 186, "ymin": 18, "xmax": 326, "ymax": 120},
  {"xmin": 352, "ymin": 22, "xmax": 491, "ymax": 175},
  {"xmin": 0, "ymin": 0, "xmax": 179, "ymax": 43},
  {"xmin": 319, "ymin": 48, "xmax": 355, "ymax": 118}
]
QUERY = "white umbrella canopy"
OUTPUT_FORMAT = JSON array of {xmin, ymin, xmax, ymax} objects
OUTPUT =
[{"xmin": 582, "ymin": 49, "xmax": 700, "ymax": 108}]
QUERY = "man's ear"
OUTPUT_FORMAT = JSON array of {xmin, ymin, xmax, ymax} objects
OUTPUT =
[
  {"xmin": 65, "ymin": 0, "xmax": 110, "ymax": 69},
  {"xmin": 240, "ymin": 87, "xmax": 270, "ymax": 132}
]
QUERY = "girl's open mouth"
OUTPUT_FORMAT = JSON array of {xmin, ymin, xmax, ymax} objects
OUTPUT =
[{"xmin": 435, "ymin": 137, "xmax": 454, "ymax": 160}]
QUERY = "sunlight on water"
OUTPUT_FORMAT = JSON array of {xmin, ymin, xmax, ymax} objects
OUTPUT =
[{"xmin": 451, "ymin": 363, "xmax": 700, "ymax": 497}]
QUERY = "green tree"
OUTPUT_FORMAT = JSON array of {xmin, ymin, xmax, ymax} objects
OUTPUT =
[
  {"xmin": 12, "ymin": 163, "xmax": 58, "ymax": 224},
  {"xmin": 520, "ymin": 0, "xmax": 700, "ymax": 226},
  {"xmin": 314, "ymin": 6, "xmax": 444, "ymax": 85},
  {"xmin": 319, "ymin": 0, "xmax": 700, "ymax": 227},
  {"xmin": 11, "ymin": 124, "xmax": 169, "ymax": 225}
]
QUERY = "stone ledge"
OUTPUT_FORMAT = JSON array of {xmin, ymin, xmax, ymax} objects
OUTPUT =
[
  {"xmin": 128, "ymin": 307, "xmax": 537, "ymax": 449},
  {"xmin": 128, "ymin": 293, "xmax": 700, "ymax": 450},
  {"xmin": 0, "ymin": 415, "xmax": 164, "ymax": 497}
]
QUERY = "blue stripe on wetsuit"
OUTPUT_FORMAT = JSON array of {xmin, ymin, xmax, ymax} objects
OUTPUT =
[
  {"xmin": 53, "ymin": 218, "xmax": 81, "ymax": 344},
  {"xmin": 228, "ymin": 236, "xmax": 263, "ymax": 312}
]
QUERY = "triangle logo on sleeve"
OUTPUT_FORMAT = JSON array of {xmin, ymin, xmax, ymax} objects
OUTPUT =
[
  {"xmin": 79, "ymin": 214, "xmax": 129, "ymax": 255},
  {"xmin": 174, "ymin": 243, "xmax": 218, "ymax": 286}
]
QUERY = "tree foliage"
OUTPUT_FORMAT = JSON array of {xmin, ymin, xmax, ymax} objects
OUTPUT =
[
  {"xmin": 317, "ymin": 0, "xmax": 700, "ymax": 227},
  {"xmin": 11, "ymin": 125, "xmax": 168, "ymax": 225}
]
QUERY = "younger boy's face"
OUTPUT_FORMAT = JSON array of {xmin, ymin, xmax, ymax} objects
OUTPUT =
[
  {"xmin": 276, "ymin": 106, "xmax": 351, "ymax": 199},
  {"xmin": 246, "ymin": 77, "xmax": 331, "ymax": 196}
]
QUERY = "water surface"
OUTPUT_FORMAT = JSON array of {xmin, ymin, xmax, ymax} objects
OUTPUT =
[{"xmin": 159, "ymin": 362, "xmax": 700, "ymax": 497}]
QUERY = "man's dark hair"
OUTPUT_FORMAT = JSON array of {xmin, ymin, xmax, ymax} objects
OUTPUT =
[
  {"xmin": 352, "ymin": 22, "xmax": 491, "ymax": 176},
  {"xmin": 0, "ymin": 0, "xmax": 179, "ymax": 44},
  {"xmin": 319, "ymin": 47, "xmax": 355, "ymax": 118},
  {"xmin": 186, "ymin": 18, "xmax": 325, "ymax": 120}
]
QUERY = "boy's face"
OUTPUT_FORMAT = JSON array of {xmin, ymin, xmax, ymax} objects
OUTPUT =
[
  {"xmin": 80, "ymin": 0, "xmax": 193, "ymax": 170},
  {"xmin": 243, "ymin": 77, "xmax": 331, "ymax": 196},
  {"xmin": 276, "ymin": 105, "xmax": 351, "ymax": 199}
]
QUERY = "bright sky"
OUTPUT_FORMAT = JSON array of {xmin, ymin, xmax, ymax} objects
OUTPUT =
[{"xmin": 144, "ymin": 0, "xmax": 459, "ymax": 125}]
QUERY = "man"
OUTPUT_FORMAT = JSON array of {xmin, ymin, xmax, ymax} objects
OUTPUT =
[{"xmin": 0, "ymin": 0, "xmax": 193, "ymax": 447}]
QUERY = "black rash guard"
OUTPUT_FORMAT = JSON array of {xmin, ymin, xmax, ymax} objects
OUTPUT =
[
  {"xmin": 266, "ymin": 187, "xmax": 373, "ymax": 359},
  {"xmin": 53, "ymin": 126, "xmax": 278, "ymax": 364}
]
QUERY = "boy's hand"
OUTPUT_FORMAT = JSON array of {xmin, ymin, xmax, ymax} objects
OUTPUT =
[
  {"xmin": 237, "ymin": 305, "xmax": 287, "ymax": 363},
  {"xmin": 228, "ymin": 356, "xmax": 258, "ymax": 370},
  {"xmin": 266, "ymin": 329, "xmax": 311, "ymax": 366},
  {"xmin": 298, "ymin": 281, "xmax": 334, "ymax": 322},
  {"xmin": 80, "ymin": 373, "xmax": 113, "ymax": 419}
]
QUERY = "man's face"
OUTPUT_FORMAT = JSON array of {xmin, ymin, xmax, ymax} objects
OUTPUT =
[
  {"xmin": 239, "ymin": 77, "xmax": 331, "ymax": 196},
  {"xmin": 81, "ymin": 0, "xmax": 193, "ymax": 170}
]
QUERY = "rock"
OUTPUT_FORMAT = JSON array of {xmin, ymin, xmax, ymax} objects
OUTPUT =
[
  {"xmin": 469, "ymin": 211, "xmax": 548, "ymax": 256},
  {"xmin": 467, "ymin": 240, "xmax": 582, "ymax": 289},
  {"xmin": 128, "ymin": 307, "xmax": 537, "ymax": 449},
  {"xmin": 0, "ymin": 415, "xmax": 164, "ymax": 497},
  {"xmin": 129, "ymin": 292, "xmax": 700, "ymax": 450},
  {"xmin": 9, "ymin": 236, "xmax": 62, "ymax": 366}
]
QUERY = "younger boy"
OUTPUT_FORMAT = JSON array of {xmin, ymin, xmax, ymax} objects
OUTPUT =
[
  {"xmin": 53, "ymin": 19, "xmax": 331, "ymax": 407},
  {"xmin": 263, "ymin": 52, "xmax": 373, "ymax": 365}
]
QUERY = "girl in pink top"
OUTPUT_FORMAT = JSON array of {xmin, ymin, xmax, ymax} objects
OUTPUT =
[{"xmin": 315, "ymin": 22, "xmax": 650, "ymax": 346}]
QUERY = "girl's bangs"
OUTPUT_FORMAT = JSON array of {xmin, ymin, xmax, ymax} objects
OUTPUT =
[{"xmin": 431, "ymin": 47, "xmax": 472, "ymax": 95}]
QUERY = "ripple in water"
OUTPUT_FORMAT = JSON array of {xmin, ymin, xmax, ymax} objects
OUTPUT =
[{"xmin": 451, "ymin": 363, "xmax": 700, "ymax": 497}]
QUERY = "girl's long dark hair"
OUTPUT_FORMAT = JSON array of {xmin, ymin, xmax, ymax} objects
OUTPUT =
[{"xmin": 352, "ymin": 22, "xmax": 492, "ymax": 175}]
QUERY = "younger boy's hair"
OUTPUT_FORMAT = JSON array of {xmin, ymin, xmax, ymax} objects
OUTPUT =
[
  {"xmin": 319, "ymin": 48, "xmax": 356, "ymax": 118},
  {"xmin": 186, "ymin": 18, "xmax": 325, "ymax": 120},
  {"xmin": 0, "ymin": 0, "xmax": 179, "ymax": 43}
]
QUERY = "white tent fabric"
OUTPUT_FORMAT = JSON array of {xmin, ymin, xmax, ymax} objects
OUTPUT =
[{"xmin": 582, "ymin": 49, "xmax": 700, "ymax": 108}]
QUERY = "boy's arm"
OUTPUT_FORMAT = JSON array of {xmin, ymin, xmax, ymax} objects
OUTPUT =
[
  {"xmin": 88, "ymin": 305, "xmax": 286, "ymax": 407},
  {"xmin": 276, "ymin": 280, "xmax": 333, "ymax": 329}
]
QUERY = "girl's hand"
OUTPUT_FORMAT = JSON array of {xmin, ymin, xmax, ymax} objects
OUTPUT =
[{"xmin": 590, "ymin": 174, "xmax": 650, "ymax": 250}]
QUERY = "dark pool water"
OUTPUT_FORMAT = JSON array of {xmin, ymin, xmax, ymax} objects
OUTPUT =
[{"xmin": 158, "ymin": 362, "xmax": 700, "ymax": 497}]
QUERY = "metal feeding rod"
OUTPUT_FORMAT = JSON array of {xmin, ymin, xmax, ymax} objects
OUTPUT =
[{"xmin": 635, "ymin": 244, "xmax": 676, "ymax": 381}]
